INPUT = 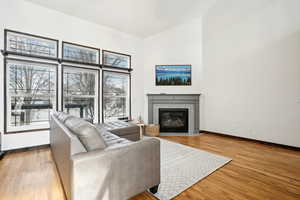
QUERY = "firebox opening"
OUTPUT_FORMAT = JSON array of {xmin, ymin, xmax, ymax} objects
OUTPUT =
[{"xmin": 159, "ymin": 108, "xmax": 188, "ymax": 132}]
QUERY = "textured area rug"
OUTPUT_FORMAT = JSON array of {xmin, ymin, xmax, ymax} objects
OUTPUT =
[{"xmin": 152, "ymin": 138, "xmax": 232, "ymax": 200}]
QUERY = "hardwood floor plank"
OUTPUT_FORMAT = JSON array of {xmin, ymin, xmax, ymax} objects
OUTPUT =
[
  {"xmin": 0, "ymin": 149, "xmax": 66, "ymax": 200},
  {"xmin": 0, "ymin": 133, "xmax": 299, "ymax": 200}
]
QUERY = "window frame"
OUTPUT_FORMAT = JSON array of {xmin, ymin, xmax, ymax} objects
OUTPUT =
[
  {"xmin": 61, "ymin": 64, "xmax": 101, "ymax": 123},
  {"xmin": 3, "ymin": 57, "xmax": 59, "ymax": 134},
  {"xmin": 61, "ymin": 41, "xmax": 101, "ymax": 66},
  {"xmin": 102, "ymin": 50, "xmax": 132, "ymax": 72},
  {"xmin": 101, "ymin": 69, "xmax": 131, "ymax": 123},
  {"xmin": 4, "ymin": 29, "xmax": 59, "ymax": 61}
]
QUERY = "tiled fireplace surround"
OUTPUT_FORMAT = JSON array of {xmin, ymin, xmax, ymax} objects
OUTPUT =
[{"xmin": 147, "ymin": 94, "xmax": 201, "ymax": 135}]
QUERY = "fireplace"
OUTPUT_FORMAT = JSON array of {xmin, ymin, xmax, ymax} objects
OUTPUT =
[
  {"xmin": 159, "ymin": 108, "xmax": 189, "ymax": 132},
  {"xmin": 148, "ymin": 94, "xmax": 200, "ymax": 135}
]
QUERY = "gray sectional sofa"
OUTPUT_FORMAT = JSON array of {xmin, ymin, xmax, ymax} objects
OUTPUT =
[{"xmin": 50, "ymin": 112, "xmax": 160, "ymax": 200}]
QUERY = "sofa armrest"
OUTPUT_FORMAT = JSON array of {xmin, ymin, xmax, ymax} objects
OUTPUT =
[{"xmin": 70, "ymin": 138, "xmax": 160, "ymax": 200}]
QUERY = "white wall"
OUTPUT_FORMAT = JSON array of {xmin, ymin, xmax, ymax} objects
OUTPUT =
[
  {"xmin": 0, "ymin": 0, "xmax": 144, "ymax": 150},
  {"xmin": 142, "ymin": 0, "xmax": 300, "ymax": 147},
  {"xmin": 142, "ymin": 18, "xmax": 203, "ymax": 123},
  {"xmin": 202, "ymin": 0, "xmax": 300, "ymax": 147}
]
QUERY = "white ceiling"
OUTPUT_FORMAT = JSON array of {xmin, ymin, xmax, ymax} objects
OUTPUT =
[{"xmin": 26, "ymin": 0, "xmax": 215, "ymax": 38}]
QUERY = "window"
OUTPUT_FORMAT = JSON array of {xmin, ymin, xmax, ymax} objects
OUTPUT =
[
  {"xmin": 62, "ymin": 66, "xmax": 99, "ymax": 123},
  {"xmin": 102, "ymin": 71, "xmax": 130, "ymax": 122},
  {"xmin": 5, "ymin": 59, "xmax": 57, "ymax": 132}
]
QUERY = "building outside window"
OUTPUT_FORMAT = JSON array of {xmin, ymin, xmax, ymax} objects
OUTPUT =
[
  {"xmin": 102, "ymin": 71, "xmax": 130, "ymax": 122},
  {"xmin": 5, "ymin": 59, "xmax": 57, "ymax": 132},
  {"xmin": 62, "ymin": 66, "xmax": 99, "ymax": 123}
]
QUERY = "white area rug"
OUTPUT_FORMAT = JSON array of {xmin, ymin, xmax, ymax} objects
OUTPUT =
[{"xmin": 152, "ymin": 138, "xmax": 232, "ymax": 200}]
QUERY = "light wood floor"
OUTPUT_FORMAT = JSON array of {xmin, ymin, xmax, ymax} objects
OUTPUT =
[{"xmin": 0, "ymin": 133, "xmax": 299, "ymax": 200}]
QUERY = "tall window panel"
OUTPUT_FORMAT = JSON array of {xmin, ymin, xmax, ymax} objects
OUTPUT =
[
  {"xmin": 102, "ymin": 71, "xmax": 130, "ymax": 122},
  {"xmin": 5, "ymin": 59, "xmax": 57, "ymax": 133},
  {"xmin": 62, "ymin": 66, "xmax": 99, "ymax": 123}
]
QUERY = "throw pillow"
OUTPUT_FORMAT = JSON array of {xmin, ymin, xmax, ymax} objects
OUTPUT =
[{"xmin": 65, "ymin": 117, "xmax": 107, "ymax": 151}]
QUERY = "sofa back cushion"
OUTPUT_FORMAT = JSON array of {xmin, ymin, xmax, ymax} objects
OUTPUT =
[
  {"xmin": 57, "ymin": 112, "xmax": 72, "ymax": 123},
  {"xmin": 65, "ymin": 117, "xmax": 107, "ymax": 151}
]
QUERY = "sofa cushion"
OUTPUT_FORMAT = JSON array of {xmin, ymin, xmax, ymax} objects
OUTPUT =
[
  {"xmin": 57, "ymin": 112, "xmax": 72, "ymax": 123},
  {"xmin": 99, "ymin": 130, "xmax": 132, "ymax": 148},
  {"xmin": 65, "ymin": 117, "xmax": 107, "ymax": 151},
  {"xmin": 95, "ymin": 121, "xmax": 139, "ymax": 137}
]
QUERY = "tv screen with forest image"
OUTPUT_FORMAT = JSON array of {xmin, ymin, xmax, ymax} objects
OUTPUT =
[{"xmin": 155, "ymin": 65, "xmax": 191, "ymax": 86}]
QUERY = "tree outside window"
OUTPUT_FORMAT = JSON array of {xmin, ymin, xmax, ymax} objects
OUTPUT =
[
  {"xmin": 6, "ymin": 59, "xmax": 57, "ymax": 132},
  {"xmin": 62, "ymin": 66, "xmax": 99, "ymax": 123},
  {"xmin": 103, "ymin": 71, "xmax": 130, "ymax": 122}
]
